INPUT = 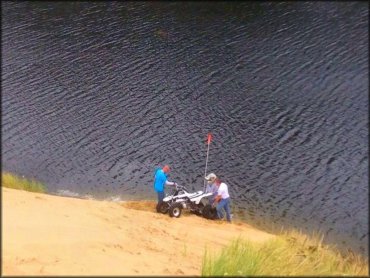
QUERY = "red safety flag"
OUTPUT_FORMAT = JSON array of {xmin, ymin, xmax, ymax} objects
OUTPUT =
[{"xmin": 207, "ymin": 133, "xmax": 212, "ymax": 145}]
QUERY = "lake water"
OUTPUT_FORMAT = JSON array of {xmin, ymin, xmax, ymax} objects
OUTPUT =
[{"xmin": 2, "ymin": 2, "xmax": 368, "ymax": 256}]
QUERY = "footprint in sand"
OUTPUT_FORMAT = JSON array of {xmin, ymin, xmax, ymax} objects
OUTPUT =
[
  {"xmin": 176, "ymin": 269, "xmax": 185, "ymax": 274},
  {"xmin": 19, "ymin": 257, "xmax": 37, "ymax": 264},
  {"xmin": 116, "ymin": 244, "xmax": 123, "ymax": 249},
  {"xmin": 35, "ymin": 196, "xmax": 45, "ymax": 200},
  {"xmin": 160, "ymin": 228, "xmax": 169, "ymax": 235}
]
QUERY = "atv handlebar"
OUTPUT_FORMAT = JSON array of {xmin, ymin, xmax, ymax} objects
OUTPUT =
[{"xmin": 173, "ymin": 183, "xmax": 188, "ymax": 191}]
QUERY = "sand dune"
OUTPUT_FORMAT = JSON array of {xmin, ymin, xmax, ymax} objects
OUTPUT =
[{"xmin": 2, "ymin": 187, "xmax": 275, "ymax": 276}]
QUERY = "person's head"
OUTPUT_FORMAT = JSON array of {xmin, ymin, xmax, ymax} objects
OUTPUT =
[
  {"xmin": 162, "ymin": 165, "xmax": 170, "ymax": 173},
  {"xmin": 205, "ymin": 173, "xmax": 217, "ymax": 184},
  {"xmin": 214, "ymin": 178, "xmax": 222, "ymax": 186}
]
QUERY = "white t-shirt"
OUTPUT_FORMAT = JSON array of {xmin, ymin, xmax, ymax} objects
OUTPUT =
[{"xmin": 217, "ymin": 182, "xmax": 230, "ymax": 199}]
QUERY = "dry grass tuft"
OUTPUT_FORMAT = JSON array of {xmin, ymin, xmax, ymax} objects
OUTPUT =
[{"xmin": 2, "ymin": 172, "xmax": 46, "ymax": 193}]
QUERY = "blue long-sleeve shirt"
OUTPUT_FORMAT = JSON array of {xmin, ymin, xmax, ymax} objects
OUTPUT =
[
  {"xmin": 206, "ymin": 183, "xmax": 218, "ymax": 202},
  {"xmin": 153, "ymin": 168, "xmax": 168, "ymax": 192}
]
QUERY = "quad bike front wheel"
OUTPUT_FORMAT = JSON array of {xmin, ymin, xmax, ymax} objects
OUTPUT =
[
  {"xmin": 169, "ymin": 202, "xmax": 183, "ymax": 218},
  {"xmin": 156, "ymin": 201, "xmax": 170, "ymax": 214},
  {"xmin": 193, "ymin": 203, "xmax": 205, "ymax": 216},
  {"xmin": 202, "ymin": 204, "xmax": 218, "ymax": 220}
]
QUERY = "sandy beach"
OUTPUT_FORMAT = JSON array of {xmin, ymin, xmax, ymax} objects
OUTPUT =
[{"xmin": 2, "ymin": 187, "xmax": 275, "ymax": 276}]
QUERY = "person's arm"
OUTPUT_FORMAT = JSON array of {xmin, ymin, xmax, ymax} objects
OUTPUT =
[
  {"xmin": 165, "ymin": 180, "xmax": 176, "ymax": 186},
  {"xmin": 213, "ymin": 194, "xmax": 221, "ymax": 206},
  {"xmin": 213, "ymin": 184, "xmax": 223, "ymax": 205}
]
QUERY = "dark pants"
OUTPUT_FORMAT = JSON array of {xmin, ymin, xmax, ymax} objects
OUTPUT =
[{"xmin": 157, "ymin": 191, "xmax": 165, "ymax": 204}]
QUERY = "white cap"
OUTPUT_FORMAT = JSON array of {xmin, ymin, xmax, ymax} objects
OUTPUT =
[{"xmin": 205, "ymin": 173, "xmax": 217, "ymax": 182}]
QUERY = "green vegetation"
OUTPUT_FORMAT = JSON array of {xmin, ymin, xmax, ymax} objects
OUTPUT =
[
  {"xmin": 202, "ymin": 229, "xmax": 368, "ymax": 276},
  {"xmin": 2, "ymin": 172, "xmax": 47, "ymax": 193}
]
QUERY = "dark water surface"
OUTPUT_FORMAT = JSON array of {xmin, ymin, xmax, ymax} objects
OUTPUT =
[{"xmin": 2, "ymin": 2, "xmax": 368, "ymax": 255}]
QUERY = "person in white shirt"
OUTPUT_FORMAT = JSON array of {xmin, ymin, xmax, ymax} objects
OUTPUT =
[
  {"xmin": 205, "ymin": 172, "xmax": 218, "ymax": 203},
  {"xmin": 213, "ymin": 177, "xmax": 231, "ymax": 222}
]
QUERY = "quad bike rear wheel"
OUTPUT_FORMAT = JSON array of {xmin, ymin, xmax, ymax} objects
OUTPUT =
[
  {"xmin": 193, "ymin": 202, "xmax": 205, "ymax": 216},
  {"xmin": 169, "ymin": 202, "xmax": 183, "ymax": 218},
  {"xmin": 202, "ymin": 204, "xmax": 218, "ymax": 220}
]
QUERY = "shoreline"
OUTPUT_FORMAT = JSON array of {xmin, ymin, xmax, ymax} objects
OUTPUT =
[
  {"xmin": 3, "ymin": 170, "xmax": 366, "ymax": 259},
  {"xmin": 2, "ymin": 187, "xmax": 275, "ymax": 276},
  {"xmin": 3, "ymin": 186, "xmax": 368, "ymax": 276},
  {"xmin": 49, "ymin": 188, "xmax": 368, "ymax": 258}
]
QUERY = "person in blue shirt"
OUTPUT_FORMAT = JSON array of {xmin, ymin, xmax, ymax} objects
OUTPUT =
[{"xmin": 153, "ymin": 165, "xmax": 176, "ymax": 205}]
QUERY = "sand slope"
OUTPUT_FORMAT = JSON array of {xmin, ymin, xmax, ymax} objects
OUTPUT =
[{"xmin": 2, "ymin": 187, "xmax": 274, "ymax": 276}]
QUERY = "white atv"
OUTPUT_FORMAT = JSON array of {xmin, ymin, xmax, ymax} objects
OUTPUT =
[
  {"xmin": 156, "ymin": 184, "xmax": 188, "ymax": 214},
  {"xmin": 166, "ymin": 186, "xmax": 217, "ymax": 218},
  {"xmin": 156, "ymin": 184, "xmax": 218, "ymax": 219}
]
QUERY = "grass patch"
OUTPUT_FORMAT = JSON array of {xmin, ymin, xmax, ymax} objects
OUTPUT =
[
  {"xmin": 202, "ymin": 229, "xmax": 368, "ymax": 276},
  {"xmin": 2, "ymin": 172, "xmax": 47, "ymax": 193}
]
